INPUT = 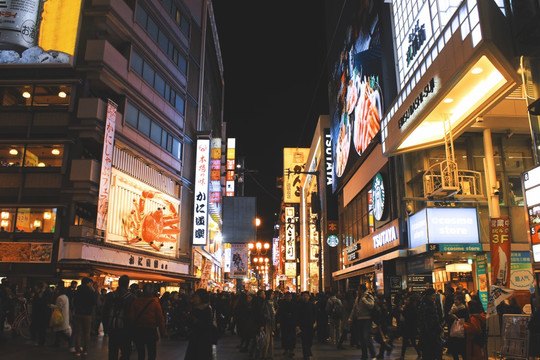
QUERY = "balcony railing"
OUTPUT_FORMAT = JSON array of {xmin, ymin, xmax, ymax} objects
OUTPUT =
[{"xmin": 424, "ymin": 160, "xmax": 484, "ymax": 199}]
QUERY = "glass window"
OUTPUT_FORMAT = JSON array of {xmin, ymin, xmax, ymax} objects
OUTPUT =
[
  {"xmin": 0, "ymin": 85, "xmax": 32, "ymax": 106},
  {"xmin": 161, "ymin": 0, "xmax": 172, "ymax": 12},
  {"xmin": 508, "ymin": 175, "xmax": 524, "ymax": 206},
  {"xmin": 0, "ymin": 145, "xmax": 24, "ymax": 167},
  {"xmin": 24, "ymin": 145, "xmax": 64, "ymax": 167},
  {"xmin": 138, "ymin": 112, "xmax": 151, "ymax": 136},
  {"xmin": 150, "ymin": 122, "xmax": 162, "ymax": 144},
  {"xmin": 154, "ymin": 73, "xmax": 165, "ymax": 97},
  {"xmin": 142, "ymin": 62, "xmax": 155, "ymax": 86},
  {"xmin": 74, "ymin": 203, "xmax": 96, "ymax": 227},
  {"xmin": 172, "ymin": 138, "xmax": 181, "ymax": 160},
  {"xmin": 167, "ymin": 134, "xmax": 173, "ymax": 153},
  {"xmin": 125, "ymin": 102, "xmax": 139, "ymax": 127},
  {"xmin": 158, "ymin": 30, "xmax": 169, "ymax": 53},
  {"xmin": 147, "ymin": 17, "xmax": 159, "ymax": 41},
  {"xmin": 130, "ymin": 51, "xmax": 144, "ymax": 75},
  {"xmin": 177, "ymin": 53, "xmax": 187, "ymax": 74},
  {"xmin": 15, "ymin": 208, "xmax": 56, "ymax": 233},
  {"xmin": 33, "ymin": 85, "xmax": 70, "ymax": 107},
  {"xmin": 180, "ymin": 15, "xmax": 190, "ymax": 35},
  {"xmin": 135, "ymin": 4, "xmax": 148, "ymax": 27},
  {"xmin": 0, "ymin": 208, "xmax": 16, "ymax": 232},
  {"xmin": 175, "ymin": 93, "xmax": 185, "ymax": 114}
]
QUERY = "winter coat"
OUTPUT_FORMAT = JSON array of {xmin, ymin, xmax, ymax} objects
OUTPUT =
[
  {"xmin": 297, "ymin": 300, "xmax": 316, "ymax": 330},
  {"xmin": 52, "ymin": 294, "xmax": 70, "ymax": 331},
  {"xmin": 348, "ymin": 292, "xmax": 374, "ymax": 321},
  {"xmin": 464, "ymin": 313, "xmax": 486, "ymax": 360}
]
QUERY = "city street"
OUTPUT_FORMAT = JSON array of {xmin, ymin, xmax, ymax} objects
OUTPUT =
[{"xmin": 0, "ymin": 329, "xmax": 452, "ymax": 360}]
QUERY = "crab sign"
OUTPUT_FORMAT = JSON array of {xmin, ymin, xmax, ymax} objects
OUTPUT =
[{"xmin": 122, "ymin": 191, "xmax": 180, "ymax": 251}]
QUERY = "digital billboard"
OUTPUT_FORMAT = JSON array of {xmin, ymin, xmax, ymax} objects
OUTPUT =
[
  {"xmin": 0, "ymin": 0, "xmax": 83, "ymax": 65},
  {"xmin": 329, "ymin": 0, "xmax": 384, "ymax": 192}
]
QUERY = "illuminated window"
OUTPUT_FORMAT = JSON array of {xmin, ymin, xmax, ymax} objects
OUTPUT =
[
  {"xmin": 0, "ymin": 145, "xmax": 24, "ymax": 167},
  {"xmin": 0, "ymin": 85, "xmax": 71, "ymax": 107},
  {"xmin": 14, "ymin": 208, "xmax": 57, "ymax": 233},
  {"xmin": 23, "ymin": 145, "xmax": 64, "ymax": 167},
  {"xmin": 0, "ymin": 208, "xmax": 16, "ymax": 232}
]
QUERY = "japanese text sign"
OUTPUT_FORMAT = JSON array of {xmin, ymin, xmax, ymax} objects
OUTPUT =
[
  {"xmin": 283, "ymin": 148, "xmax": 309, "ymax": 203},
  {"xmin": 193, "ymin": 139, "xmax": 210, "ymax": 245},
  {"xmin": 285, "ymin": 207, "xmax": 296, "ymax": 261}
]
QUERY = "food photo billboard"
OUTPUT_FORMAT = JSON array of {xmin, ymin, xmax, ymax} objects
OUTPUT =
[
  {"xmin": 328, "ymin": 0, "xmax": 385, "ymax": 192},
  {"xmin": 0, "ymin": 0, "xmax": 83, "ymax": 65}
]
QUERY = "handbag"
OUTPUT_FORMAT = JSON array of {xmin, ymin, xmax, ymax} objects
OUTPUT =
[
  {"xmin": 50, "ymin": 307, "xmax": 64, "ymax": 327},
  {"xmin": 449, "ymin": 318, "xmax": 465, "ymax": 338}
]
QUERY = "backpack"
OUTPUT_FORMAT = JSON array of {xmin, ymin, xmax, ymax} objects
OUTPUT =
[
  {"xmin": 108, "ymin": 291, "xmax": 133, "ymax": 330},
  {"xmin": 329, "ymin": 299, "xmax": 343, "ymax": 320}
]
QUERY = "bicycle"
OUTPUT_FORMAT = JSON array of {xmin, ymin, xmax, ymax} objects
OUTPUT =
[{"xmin": 11, "ymin": 298, "xmax": 31, "ymax": 339}]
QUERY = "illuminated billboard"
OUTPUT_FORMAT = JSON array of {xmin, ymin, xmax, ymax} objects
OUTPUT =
[
  {"xmin": 329, "ymin": 0, "xmax": 384, "ymax": 191},
  {"xmin": 193, "ymin": 139, "xmax": 210, "ymax": 245},
  {"xmin": 106, "ymin": 169, "xmax": 180, "ymax": 257},
  {"xmin": 283, "ymin": 148, "xmax": 309, "ymax": 203},
  {"xmin": 0, "ymin": 0, "xmax": 83, "ymax": 65}
]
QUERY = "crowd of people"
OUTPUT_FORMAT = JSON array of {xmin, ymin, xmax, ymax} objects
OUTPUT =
[{"xmin": 0, "ymin": 276, "xmax": 500, "ymax": 360}]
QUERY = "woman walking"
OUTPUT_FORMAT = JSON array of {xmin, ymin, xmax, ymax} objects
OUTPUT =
[
  {"xmin": 184, "ymin": 289, "xmax": 214, "ymax": 360},
  {"xmin": 50, "ymin": 284, "xmax": 71, "ymax": 348}
]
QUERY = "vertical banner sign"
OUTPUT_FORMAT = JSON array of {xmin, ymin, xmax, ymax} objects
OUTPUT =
[
  {"xmin": 223, "ymin": 243, "xmax": 231, "ymax": 273},
  {"xmin": 324, "ymin": 128, "xmax": 333, "ymax": 192},
  {"xmin": 193, "ymin": 139, "xmax": 210, "ymax": 245},
  {"xmin": 285, "ymin": 207, "xmax": 296, "ymax": 260},
  {"xmin": 226, "ymin": 138, "xmax": 236, "ymax": 196},
  {"xmin": 199, "ymin": 258, "xmax": 213, "ymax": 290},
  {"xmin": 283, "ymin": 148, "xmax": 309, "ymax": 203},
  {"xmin": 230, "ymin": 243, "xmax": 248, "ymax": 278},
  {"xmin": 490, "ymin": 217, "xmax": 512, "ymax": 287},
  {"xmin": 272, "ymin": 237, "xmax": 280, "ymax": 266},
  {"xmin": 523, "ymin": 165, "xmax": 540, "ymax": 261},
  {"xmin": 210, "ymin": 138, "xmax": 222, "ymax": 203},
  {"xmin": 96, "ymin": 100, "xmax": 118, "ymax": 231},
  {"xmin": 476, "ymin": 253, "xmax": 489, "ymax": 312}
]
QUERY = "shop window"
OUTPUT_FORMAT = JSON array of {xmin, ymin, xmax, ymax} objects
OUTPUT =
[
  {"xmin": 0, "ymin": 85, "xmax": 70, "ymax": 107},
  {"xmin": 0, "ymin": 85, "xmax": 32, "ymax": 106},
  {"xmin": 74, "ymin": 203, "xmax": 96, "ymax": 227},
  {"xmin": 0, "ymin": 145, "xmax": 24, "ymax": 167},
  {"xmin": 15, "ymin": 208, "xmax": 56, "ymax": 233},
  {"xmin": 24, "ymin": 145, "xmax": 63, "ymax": 167},
  {"xmin": 0, "ymin": 208, "xmax": 16, "ymax": 232},
  {"xmin": 507, "ymin": 176, "xmax": 524, "ymax": 206}
]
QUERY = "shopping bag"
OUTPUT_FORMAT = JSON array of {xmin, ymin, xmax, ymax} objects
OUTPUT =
[
  {"xmin": 449, "ymin": 318, "xmax": 465, "ymax": 338},
  {"xmin": 49, "ymin": 307, "xmax": 64, "ymax": 327}
]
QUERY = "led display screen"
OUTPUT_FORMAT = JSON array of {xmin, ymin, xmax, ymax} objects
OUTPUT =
[
  {"xmin": 329, "ymin": 0, "xmax": 384, "ymax": 192},
  {"xmin": 0, "ymin": 0, "xmax": 82, "ymax": 65}
]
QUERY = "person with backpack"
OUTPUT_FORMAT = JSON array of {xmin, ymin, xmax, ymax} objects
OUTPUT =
[
  {"xmin": 107, "ymin": 275, "xmax": 136, "ymax": 360},
  {"xmin": 325, "ymin": 290, "xmax": 343, "ymax": 345},
  {"xmin": 464, "ymin": 299, "xmax": 486, "ymax": 360}
]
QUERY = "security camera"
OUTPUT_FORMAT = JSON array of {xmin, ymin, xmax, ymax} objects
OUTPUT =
[{"xmin": 493, "ymin": 188, "xmax": 500, "ymax": 196}]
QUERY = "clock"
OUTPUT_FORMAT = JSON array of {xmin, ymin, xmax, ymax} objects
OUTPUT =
[{"xmin": 372, "ymin": 173, "xmax": 385, "ymax": 221}]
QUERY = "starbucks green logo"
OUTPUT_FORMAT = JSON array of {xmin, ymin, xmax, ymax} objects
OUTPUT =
[
  {"xmin": 372, "ymin": 173, "xmax": 385, "ymax": 221},
  {"xmin": 327, "ymin": 234, "xmax": 339, "ymax": 247}
]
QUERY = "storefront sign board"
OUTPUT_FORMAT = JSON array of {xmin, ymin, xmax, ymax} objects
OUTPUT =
[
  {"xmin": 476, "ymin": 253, "xmax": 489, "ymax": 311},
  {"xmin": 285, "ymin": 207, "xmax": 296, "ymax": 261},
  {"xmin": 490, "ymin": 217, "xmax": 511, "ymax": 288},
  {"xmin": 345, "ymin": 219, "xmax": 400, "ymax": 265},
  {"xmin": 193, "ymin": 139, "xmax": 210, "ymax": 245},
  {"xmin": 436, "ymin": 243, "xmax": 482, "ymax": 252},
  {"xmin": 283, "ymin": 148, "xmax": 309, "ymax": 203}
]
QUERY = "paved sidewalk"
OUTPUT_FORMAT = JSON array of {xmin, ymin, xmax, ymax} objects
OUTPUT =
[{"xmin": 0, "ymin": 329, "xmax": 451, "ymax": 359}]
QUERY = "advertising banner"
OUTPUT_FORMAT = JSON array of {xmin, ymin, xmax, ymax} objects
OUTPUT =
[
  {"xmin": 476, "ymin": 253, "xmax": 489, "ymax": 312},
  {"xmin": 510, "ymin": 251, "xmax": 534, "ymax": 291},
  {"xmin": 523, "ymin": 165, "xmax": 540, "ymax": 261},
  {"xmin": 490, "ymin": 217, "xmax": 511, "ymax": 288},
  {"xmin": 193, "ymin": 139, "xmax": 210, "ymax": 245},
  {"xmin": 285, "ymin": 262, "xmax": 296, "ymax": 278},
  {"xmin": 226, "ymin": 138, "xmax": 235, "ymax": 196},
  {"xmin": 272, "ymin": 237, "xmax": 280, "ymax": 266},
  {"xmin": 96, "ymin": 100, "xmax": 118, "ymax": 232},
  {"xmin": 199, "ymin": 258, "xmax": 213, "ymax": 290},
  {"xmin": 106, "ymin": 169, "xmax": 180, "ymax": 257},
  {"xmin": 230, "ymin": 243, "xmax": 248, "ymax": 278},
  {"xmin": 0, "ymin": 0, "xmax": 83, "ymax": 65},
  {"xmin": 283, "ymin": 148, "xmax": 309, "ymax": 203},
  {"xmin": 285, "ymin": 206, "xmax": 296, "ymax": 261},
  {"xmin": 0, "ymin": 242, "xmax": 52, "ymax": 262}
]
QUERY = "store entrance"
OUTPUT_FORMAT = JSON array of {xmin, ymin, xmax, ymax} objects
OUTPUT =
[{"xmin": 432, "ymin": 251, "xmax": 475, "ymax": 294}]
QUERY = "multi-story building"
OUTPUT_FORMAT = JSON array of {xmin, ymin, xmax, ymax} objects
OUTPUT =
[{"xmin": 0, "ymin": 0, "xmax": 224, "ymax": 290}]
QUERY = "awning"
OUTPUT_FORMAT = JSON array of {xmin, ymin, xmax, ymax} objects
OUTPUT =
[{"xmin": 332, "ymin": 249, "xmax": 407, "ymax": 281}]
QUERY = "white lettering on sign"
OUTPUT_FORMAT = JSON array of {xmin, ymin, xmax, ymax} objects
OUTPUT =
[
  {"xmin": 373, "ymin": 226, "xmax": 398, "ymax": 249},
  {"xmin": 325, "ymin": 131, "xmax": 333, "ymax": 186}
]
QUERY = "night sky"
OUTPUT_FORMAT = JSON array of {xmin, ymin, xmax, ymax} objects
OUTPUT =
[{"xmin": 212, "ymin": 1, "xmax": 330, "ymax": 241}]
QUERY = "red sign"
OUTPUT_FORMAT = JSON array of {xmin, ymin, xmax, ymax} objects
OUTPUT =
[{"xmin": 490, "ymin": 217, "xmax": 511, "ymax": 288}]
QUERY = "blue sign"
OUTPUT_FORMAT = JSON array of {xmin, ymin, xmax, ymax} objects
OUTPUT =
[{"xmin": 437, "ymin": 243, "xmax": 482, "ymax": 252}]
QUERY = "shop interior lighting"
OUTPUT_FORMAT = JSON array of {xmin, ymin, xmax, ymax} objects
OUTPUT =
[
  {"xmin": 51, "ymin": 149, "xmax": 61, "ymax": 155},
  {"xmin": 445, "ymin": 263, "xmax": 472, "ymax": 272},
  {"xmin": 38, "ymin": 162, "xmax": 46, "ymax": 167},
  {"xmin": 9, "ymin": 149, "xmax": 18, "ymax": 155},
  {"xmin": 0, "ymin": 220, "xmax": 8, "ymax": 227},
  {"xmin": 22, "ymin": 91, "xmax": 31, "ymax": 99},
  {"xmin": 398, "ymin": 56, "xmax": 509, "ymax": 152},
  {"xmin": 1, "ymin": 212, "xmax": 9, "ymax": 219},
  {"xmin": 43, "ymin": 212, "xmax": 52, "ymax": 220},
  {"xmin": 58, "ymin": 91, "xmax": 67, "ymax": 98},
  {"xmin": 33, "ymin": 220, "xmax": 42, "ymax": 228}
]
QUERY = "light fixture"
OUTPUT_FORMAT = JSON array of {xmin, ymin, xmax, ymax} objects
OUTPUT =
[
  {"xmin": 0, "ymin": 220, "xmax": 8, "ymax": 227},
  {"xmin": 43, "ymin": 212, "xmax": 52, "ymax": 220},
  {"xmin": 248, "ymin": 243, "xmax": 254, "ymax": 250},
  {"xmin": 256, "ymin": 242, "xmax": 262, "ymax": 250},
  {"xmin": 9, "ymin": 149, "xmax": 18, "ymax": 155},
  {"xmin": 38, "ymin": 162, "xmax": 45, "ymax": 167},
  {"xmin": 253, "ymin": 257, "xmax": 258, "ymax": 263},
  {"xmin": 58, "ymin": 91, "xmax": 67, "ymax": 98},
  {"xmin": 51, "ymin": 149, "xmax": 60, "ymax": 155},
  {"xmin": 443, "ymin": 98, "xmax": 453, "ymax": 103},
  {"xmin": 22, "ymin": 91, "xmax": 31, "ymax": 98},
  {"xmin": 264, "ymin": 257, "xmax": 269, "ymax": 263},
  {"xmin": 33, "ymin": 219, "xmax": 42, "ymax": 228},
  {"xmin": 258, "ymin": 257, "xmax": 264, "ymax": 263},
  {"xmin": 445, "ymin": 263, "xmax": 472, "ymax": 272},
  {"xmin": 471, "ymin": 67, "xmax": 483, "ymax": 74},
  {"xmin": 1, "ymin": 212, "xmax": 9, "ymax": 219},
  {"xmin": 255, "ymin": 218, "xmax": 261, "ymax": 227},
  {"xmin": 263, "ymin": 243, "xmax": 270, "ymax": 250}
]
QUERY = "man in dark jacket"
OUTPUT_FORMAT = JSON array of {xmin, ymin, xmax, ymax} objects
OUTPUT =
[
  {"xmin": 107, "ymin": 275, "xmax": 136, "ymax": 360},
  {"xmin": 73, "ymin": 277, "xmax": 97, "ymax": 356},
  {"xmin": 419, "ymin": 288, "xmax": 443, "ymax": 360},
  {"xmin": 297, "ymin": 292, "xmax": 317, "ymax": 360},
  {"xmin": 277, "ymin": 292, "xmax": 297, "ymax": 358}
]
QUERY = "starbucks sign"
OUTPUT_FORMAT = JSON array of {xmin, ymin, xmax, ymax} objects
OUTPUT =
[
  {"xmin": 372, "ymin": 173, "xmax": 385, "ymax": 221},
  {"xmin": 327, "ymin": 234, "xmax": 339, "ymax": 247}
]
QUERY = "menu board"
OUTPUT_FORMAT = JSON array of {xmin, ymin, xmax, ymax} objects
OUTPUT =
[{"xmin": 501, "ymin": 314, "xmax": 530, "ymax": 359}]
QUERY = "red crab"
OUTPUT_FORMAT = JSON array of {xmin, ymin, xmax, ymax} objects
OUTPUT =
[{"xmin": 122, "ymin": 191, "xmax": 180, "ymax": 251}]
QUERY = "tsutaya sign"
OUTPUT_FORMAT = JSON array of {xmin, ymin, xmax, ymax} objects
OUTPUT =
[
  {"xmin": 373, "ymin": 226, "xmax": 398, "ymax": 249},
  {"xmin": 345, "ymin": 219, "xmax": 400, "ymax": 264}
]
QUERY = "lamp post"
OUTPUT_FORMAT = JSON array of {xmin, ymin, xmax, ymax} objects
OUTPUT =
[
  {"xmin": 286, "ymin": 168, "xmax": 323, "ymax": 293},
  {"xmin": 248, "ymin": 241, "xmax": 271, "ymax": 289}
]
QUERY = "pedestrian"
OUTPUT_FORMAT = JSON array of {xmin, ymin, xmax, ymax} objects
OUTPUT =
[
  {"xmin": 245, "ymin": 292, "xmax": 265, "ymax": 360},
  {"xmin": 325, "ymin": 290, "xmax": 343, "ymax": 345},
  {"xmin": 337, "ymin": 289, "xmax": 355, "ymax": 349},
  {"xmin": 418, "ymin": 288, "xmax": 443, "ymax": 360},
  {"xmin": 184, "ymin": 289, "xmax": 214, "ymax": 360},
  {"xmin": 50, "ymin": 283, "xmax": 71, "ymax": 348},
  {"xmin": 348, "ymin": 284, "xmax": 376, "ymax": 360},
  {"xmin": 261, "ymin": 289, "xmax": 276, "ymax": 360},
  {"xmin": 297, "ymin": 291, "xmax": 316, "ymax": 360},
  {"xmin": 73, "ymin": 277, "xmax": 97, "ymax": 356},
  {"xmin": 446, "ymin": 293, "xmax": 469, "ymax": 360},
  {"xmin": 107, "ymin": 275, "xmax": 136, "ymax": 360},
  {"xmin": 372, "ymin": 294, "xmax": 393, "ymax": 358},
  {"xmin": 234, "ymin": 292, "xmax": 249, "ymax": 352},
  {"xmin": 30, "ymin": 281, "xmax": 52, "ymax": 346},
  {"xmin": 315, "ymin": 292, "xmax": 329, "ymax": 343},
  {"xmin": 93, "ymin": 287, "xmax": 107, "ymax": 335},
  {"xmin": 276, "ymin": 292, "xmax": 297, "ymax": 358},
  {"xmin": 464, "ymin": 299, "xmax": 486, "ymax": 360},
  {"xmin": 399, "ymin": 294, "xmax": 420, "ymax": 359},
  {"xmin": 128, "ymin": 283, "xmax": 166, "ymax": 360}
]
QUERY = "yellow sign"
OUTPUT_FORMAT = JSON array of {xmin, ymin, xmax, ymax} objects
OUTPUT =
[{"xmin": 283, "ymin": 148, "xmax": 309, "ymax": 203}]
